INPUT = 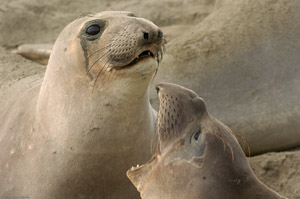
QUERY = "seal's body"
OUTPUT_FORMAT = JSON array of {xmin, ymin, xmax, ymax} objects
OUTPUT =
[
  {"xmin": 0, "ymin": 11, "xmax": 164, "ymax": 199},
  {"xmin": 127, "ymin": 83, "xmax": 287, "ymax": 199}
]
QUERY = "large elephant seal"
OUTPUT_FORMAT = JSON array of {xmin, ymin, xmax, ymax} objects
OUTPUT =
[
  {"xmin": 0, "ymin": 11, "xmax": 164, "ymax": 199},
  {"xmin": 127, "ymin": 83, "xmax": 287, "ymax": 199}
]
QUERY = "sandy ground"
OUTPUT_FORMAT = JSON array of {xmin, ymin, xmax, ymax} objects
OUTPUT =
[{"xmin": 0, "ymin": 0, "xmax": 299, "ymax": 198}]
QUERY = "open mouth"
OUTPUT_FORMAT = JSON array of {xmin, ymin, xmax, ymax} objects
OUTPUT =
[
  {"xmin": 130, "ymin": 163, "xmax": 145, "ymax": 171},
  {"xmin": 124, "ymin": 50, "xmax": 155, "ymax": 68}
]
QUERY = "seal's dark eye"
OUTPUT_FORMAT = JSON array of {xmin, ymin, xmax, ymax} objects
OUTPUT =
[
  {"xmin": 86, "ymin": 24, "xmax": 100, "ymax": 35},
  {"xmin": 194, "ymin": 130, "xmax": 201, "ymax": 141}
]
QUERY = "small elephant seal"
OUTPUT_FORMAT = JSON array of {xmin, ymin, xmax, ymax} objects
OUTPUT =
[
  {"xmin": 0, "ymin": 11, "xmax": 164, "ymax": 199},
  {"xmin": 127, "ymin": 83, "xmax": 288, "ymax": 199}
]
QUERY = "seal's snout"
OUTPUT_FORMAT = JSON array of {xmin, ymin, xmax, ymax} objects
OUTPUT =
[
  {"xmin": 157, "ymin": 83, "xmax": 207, "ymax": 114},
  {"xmin": 158, "ymin": 29, "xmax": 163, "ymax": 40},
  {"xmin": 142, "ymin": 29, "xmax": 164, "ymax": 44},
  {"xmin": 156, "ymin": 82, "xmax": 199, "ymax": 100},
  {"xmin": 101, "ymin": 14, "xmax": 165, "ymax": 69},
  {"xmin": 156, "ymin": 83, "xmax": 208, "ymax": 136}
]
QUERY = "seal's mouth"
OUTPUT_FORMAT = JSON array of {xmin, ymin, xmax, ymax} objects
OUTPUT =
[
  {"xmin": 130, "ymin": 163, "xmax": 146, "ymax": 172},
  {"xmin": 123, "ymin": 50, "xmax": 155, "ymax": 68}
]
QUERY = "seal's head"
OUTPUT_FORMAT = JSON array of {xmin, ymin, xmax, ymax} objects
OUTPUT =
[
  {"xmin": 43, "ymin": 11, "xmax": 165, "ymax": 93},
  {"xmin": 127, "ymin": 83, "xmax": 284, "ymax": 199},
  {"xmin": 37, "ymin": 11, "xmax": 165, "ymax": 132}
]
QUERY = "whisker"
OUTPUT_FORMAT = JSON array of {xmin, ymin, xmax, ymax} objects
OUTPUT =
[
  {"xmin": 162, "ymin": 44, "xmax": 166, "ymax": 53},
  {"xmin": 103, "ymin": 68, "xmax": 113, "ymax": 87},
  {"xmin": 221, "ymin": 134, "xmax": 235, "ymax": 162},
  {"xmin": 218, "ymin": 136, "xmax": 227, "ymax": 152},
  {"xmin": 227, "ymin": 141, "xmax": 235, "ymax": 162},
  {"xmin": 150, "ymin": 127, "xmax": 158, "ymax": 155},
  {"xmin": 150, "ymin": 67, "xmax": 158, "ymax": 86},
  {"xmin": 231, "ymin": 129, "xmax": 251, "ymax": 156},
  {"xmin": 87, "ymin": 50, "xmax": 110, "ymax": 74},
  {"xmin": 210, "ymin": 133, "xmax": 219, "ymax": 142},
  {"xmin": 88, "ymin": 44, "xmax": 111, "ymax": 58},
  {"xmin": 211, "ymin": 132, "xmax": 235, "ymax": 163},
  {"xmin": 92, "ymin": 59, "xmax": 110, "ymax": 90},
  {"xmin": 163, "ymin": 38, "xmax": 167, "ymax": 45}
]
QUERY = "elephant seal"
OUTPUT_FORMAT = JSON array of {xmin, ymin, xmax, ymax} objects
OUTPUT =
[
  {"xmin": 0, "ymin": 11, "xmax": 164, "ymax": 199},
  {"xmin": 127, "ymin": 83, "xmax": 287, "ymax": 199}
]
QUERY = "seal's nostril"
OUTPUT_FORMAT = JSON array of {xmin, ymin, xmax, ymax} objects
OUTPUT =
[
  {"xmin": 157, "ymin": 30, "xmax": 163, "ymax": 40},
  {"xmin": 156, "ymin": 86, "xmax": 160, "ymax": 93},
  {"xmin": 143, "ymin": 32, "xmax": 149, "ymax": 40}
]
